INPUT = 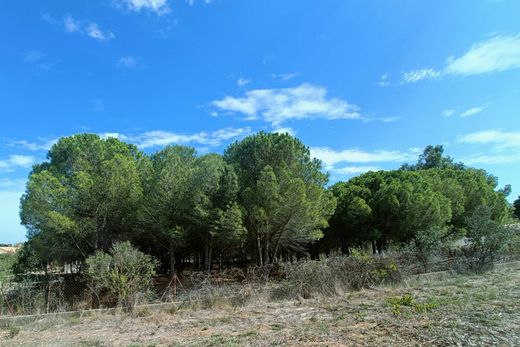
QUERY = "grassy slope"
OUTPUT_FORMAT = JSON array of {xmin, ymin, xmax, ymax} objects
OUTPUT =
[{"xmin": 2, "ymin": 263, "xmax": 519, "ymax": 347}]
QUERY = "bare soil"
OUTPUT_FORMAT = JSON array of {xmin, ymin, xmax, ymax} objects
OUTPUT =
[{"xmin": 2, "ymin": 264, "xmax": 519, "ymax": 346}]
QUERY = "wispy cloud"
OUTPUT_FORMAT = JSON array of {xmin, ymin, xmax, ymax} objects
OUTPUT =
[
  {"xmin": 445, "ymin": 34, "xmax": 520, "ymax": 75},
  {"xmin": 92, "ymin": 99, "xmax": 106, "ymax": 112},
  {"xmin": 0, "ymin": 155, "xmax": 35, "ymax": 172},
  {"xmin": 62, "ymin": 15, "xmax": 114, "ymax": 41},
  {"xmin": 7, "ymin": 138, "xmax": 59, "ymax": 151},
  {"xmin": 442, "ymin": 109, "xmax": 455, "ymax": 117},
  {"xmin": 462, "ymin": 154, "xmax": 520, "ymax": 165},
  {"xmin": 460, "ymin": 106, "xmax": 485, "ymax": 118},
  {"xmin": 459, "ymin": 129, "xmax": 520, "ymax": 149},
  {"xmin": 458, "ymin": 129, "xmax": 520, "ymax": 164},
  {"xmin": 115, "ymin": 0, "xmax": 171, "ymax": 14},
  {"xmin": 310, "ymin": 147, "xmax": 415, "ymax": 167},
  {"xmin": 41, "ymin": 13, "xmax": 57, "ymax": 25},
  {"xmin": 186, "ymin": 0, "xmax": 212, "ymax": 6},
  {"xmin": 271, "ymin": 72, "xmax": 300, "ymax": 81},
  {"xmin": 64, "ymin": 14, "xmax": 81, "ymax": 33},
  {"xmin": 85, "ymin": 23, "xmax": 114, "ymax": 40},
  {"xmin": 377, "ymin": 73, "xmax": 390, "ymax": 87},
  {"xmin": 401, "ymin": 34, "xmax": 520, "ymax": 83},
  {"xmin": 379, "ymin": 116, "xmax": 400, "ymax": 123},
  {"xmin": 117, "ymin": 56, "xmax": 138, "ymax": 68},
  {"xmin": 332, "ymin": 166, "xmax": 380, "ymax": 175},
  {"xmin": 9, "ymin": 127, "xmax": 251, "ymax": 153},
  {"xmin": 237, "ymin": 78, "xmax": 250, "ymax": 87},
  {"xmin": 23, "ymin": 50, "xmax": 45, "ymax": 63},
  {"xmin": 212, "ymin": 83, "xmax": 361, "ymax": 126},
  {"xmin": 401, "ymin": 68, "xmax": 441, "ymax": 84},
  {"xmin": 0, "ymin": 178, "xmax": 26, "ymax": 191},
  {"xmin": 272, "ymin": 127, "xmax": 296, "ymax": 136},
  {"xmin": 100, "ymin": 127, "xmax": 252, "ymax": 149}
]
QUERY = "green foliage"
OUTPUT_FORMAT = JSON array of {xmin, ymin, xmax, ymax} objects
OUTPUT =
[
  {"xmin": 224, "ymin": 132, "xmax": 336, "ymax": 264},
  {"xmin": 455, "ymin": 206, "xmax": 509, "ymax": 273},
  {"xmin": 409, "ymin": 227, "xmax": 448, "ymax": 272},
  {"xmin": 2, "ymin": 324, "xmax": 20, "ymax": 338},
  {"xmin": 85, "ymin": 241, "xmax": 158, "ymax": 310},
  {"xmin": 20, "ymin": 134, "xmax": 143, "ymax": 263},
  {"xmin": 387, "ymin": 294, "xmax": 438, "ymax": 316},
  {"xmin": 326, "ymin": 145, "xmax": 510, "ymax": 255},
  {"xmin": 0, "ymin": 252, "xmax": 17, "ymax": 281},
  {"xmin": 514, "ymin": 196, "xmax": 520, "ymax": 220},
  {"xmin": 12, "ymin": 242, "xmax": 44, "ymax": 275}
]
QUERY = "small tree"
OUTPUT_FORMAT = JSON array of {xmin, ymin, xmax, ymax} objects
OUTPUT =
[
  {"xmin": 410, "ymin": 227, "xmax": 446, "ymax": 272},
  {"xmin": 85, "ymin": 241, "xmax": 158, "ymax": 311},
  {"xmin": 457, "ymin": 206, "xmax": 508, "ymax": 273}
]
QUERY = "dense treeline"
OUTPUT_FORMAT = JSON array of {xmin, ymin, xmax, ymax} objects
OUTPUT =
[{"xmin": 16, "ymin": 134, "xmax": 512, "ymax": 275}]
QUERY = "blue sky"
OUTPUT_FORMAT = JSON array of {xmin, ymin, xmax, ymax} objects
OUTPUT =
[{"xmin": 1, "ymin": 0, "xmax": 520, "ymax": 243}]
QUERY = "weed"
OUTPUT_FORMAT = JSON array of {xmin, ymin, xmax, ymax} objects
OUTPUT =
[{"xmin": 387, "ymin": 294, "xmax": 438, "ymax": 315}]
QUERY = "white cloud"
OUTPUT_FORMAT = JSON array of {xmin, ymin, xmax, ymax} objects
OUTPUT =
[
  {"xmin": 377, "ymin": 73, "xmax": 390, "ymax": 87},
  {"xmin": 117, "ymin": 56, "xmax": 138, "ymax": 68},
  {"xmin": 379, "ymin": 116, "xmax": 400, "ymax": 123},
  {"xmin": 186, "ymin": 0, "xmax": 212, "ymax": 5},
  {"xmin": 116, "ymin": 0, "xmax": 171, "ymax": 14},
  {"xmin": 460, "ymin": 106, "xmax": 485, "ymax": 118},
  {"xmin": 332, "ymin": 166, "xmax": 380, "ymax": 175},
  {"xmin": 92, "ymin": 99, "xmax": 106, "ymax": 112},
  {"xmin": 401, "ymin": 68, "xmax": 441, "ymax": 84},
  {"xmin": 237, "ymin": 78, "xmax": 250, "ymax": 87},
  {"xmin": 445, "ymin": 34, "xmax": 520, "ymax": 76},
  {"xmin": 458, "ymin": 129, "xmax": 520, "ymax": 165},
  {"xmin": 271, "ymin": 72, "xmax": 300, "ymax": 81},
  {"xmin": 442, "ymin": 109, "xmax": 455, "ymax": 117},
  {"xmin": 310, "ymin": 147, "xmax": 415, "ymax": 167},
  {"xmin": 130, "ymin": 127, "xmax": 252, "ymax": 148},
  {"xmin": 8, "ymin": 139, "xmax": 58, "ymax": 151},
  {"xmin": 64, "ymin": 14, "xmax": 80, "ymax": 33},
  {"xmin": 459, "ymin": 129, "xmax": 520, "ymax": 149},
  {"xmin": 23, "ymin": 50, "xmax": 45, "ymax": 63},
  {"xmin": 462, "ymin": 154, "xmax": 520, "ymax": 165},
  {"xmin": 212, "ymin": 83, "xmax": 361, "ymax": 126},
  {"xmin": 0, "ymin": 178, "xmax": 26, "ymax": 191},
  {"xmin": 272, "ymin": 127, "xmax": 296, "ymax": 136},
  {"xmin": 41, "ymin": 13, "xmax": 57, "ymax": 25},
  {"xmin": 0, "ymin": 155, "xmax": 35, "ymax": 172},
  {"xmin": 62, "ymin": 15, "xmax": 114, "ymax": 41},
  {"xmin": 86, "ymin": 23, "xmax": 114, "ymax": 41},
  {"xmin": 401, "ymin": 34, "xmax": 520, "ymax": 83}
]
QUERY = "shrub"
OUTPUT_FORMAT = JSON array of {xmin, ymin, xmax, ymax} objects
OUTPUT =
[
  {"xmin": 85, "ymin": 241, "xmax": 158, "ymax": 311},
  {"xmin": 274, "ymin": 253, "xmax": 401, "ymax": 299},
  {"xmin": 409, "ymin": 227, "xmax": 446, "ymax": 273},
  {"xmin": 387, "ymin": 293, "xmax": 438, "ymax": 316},
  {"xmin": 454, "ymin": 206, "xmax": 509, "ymax": 274}
]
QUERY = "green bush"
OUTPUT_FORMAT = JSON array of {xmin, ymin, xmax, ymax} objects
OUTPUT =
[
  {"xmin": 387, "ymin": 293, "xmax": 438, "ymax": 316},
  {"xmin": 454, "ymin": 206, "xmax": 509, "ymax": 274},
  {"xmin": 85, "ymin": 241, "xmax": 158, "ymax": 311}
]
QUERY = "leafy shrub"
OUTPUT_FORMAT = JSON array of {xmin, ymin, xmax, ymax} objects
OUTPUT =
[
  {"xmin": 409, "ymin": 227, "xmax": 446, "ymax": 272},
  {"xmin": 387, "ymin": 293, "xmax": 438, "ymax": 316},
  {"xmin": 85, "ymin": 241, "xmax": 158, "ymax": 311},
  {"xmin": 454, "ymin": 206, "xmax": 508, "ymax": 274}
]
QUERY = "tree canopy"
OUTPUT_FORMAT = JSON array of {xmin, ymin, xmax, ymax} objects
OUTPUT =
[{"xmin": 16, "ymin": 132, "xmax": 512, "ymax": 273}]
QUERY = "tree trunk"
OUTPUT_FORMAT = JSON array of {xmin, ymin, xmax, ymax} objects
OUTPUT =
[
  {"xmin": 206, "ymin": 234, "xmax": 213, "ymax": 272},
  {"xmin": 257, "ymin": 234, "xmax": 263, "ymax": 266},
  {"xmin": 169, "ymin": 239, "xmax": 176, "ymax": 280}
]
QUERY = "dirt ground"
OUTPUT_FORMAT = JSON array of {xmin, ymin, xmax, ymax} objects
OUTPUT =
[{"xmin": 2, "ymin": 263, "xmax": 519, "ymax": 346}]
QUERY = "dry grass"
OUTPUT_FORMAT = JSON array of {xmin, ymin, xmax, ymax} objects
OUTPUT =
[{"xmin": 2, "ymin": 263, "xmax": 519, "ymax": 346}]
